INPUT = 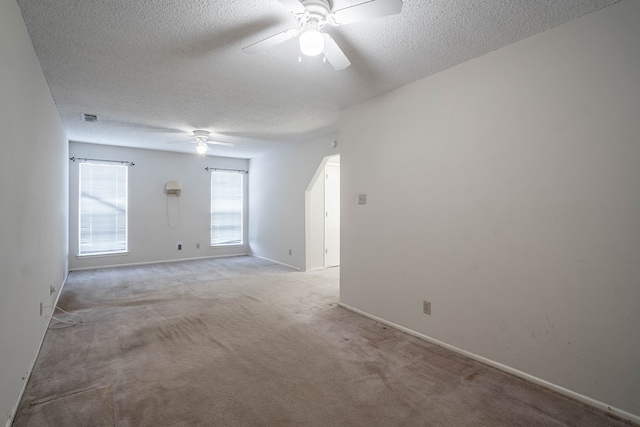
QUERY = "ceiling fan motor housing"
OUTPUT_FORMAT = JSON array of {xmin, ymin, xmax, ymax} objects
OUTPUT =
[
  {"xmin": 193, "ymin": 130, "xmax": 210, "ymax": 139},
  {"xmin": 300, "ymin": 0, "xmax": 332, "ymax": 28}
]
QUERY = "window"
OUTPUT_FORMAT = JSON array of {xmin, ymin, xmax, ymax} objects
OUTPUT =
[
  {"xmin": 211, "ymin": 170, "xmax": 243, "ymax": 246},
  {"xmin": 79, "ymin": 162, "xmax": 128, "ymax": 255}
]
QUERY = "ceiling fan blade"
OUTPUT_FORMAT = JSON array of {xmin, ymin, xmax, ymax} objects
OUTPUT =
[
  {"xmin": 208, "ymin": 141, "xmax": 234, "ymax": 147},
  {"xmin": 330, "ymin": 0, "xmax": 403, "ymax": 25},
  {"xmin": 278, "ymin": 0, "xmax": 307, "ymax": 15},
  {"xmin": 323, "ymin": 34, "xmax": 351, "ymax": 71},
  {"xmin": 242, "ymin": 29, "xmax": 299, "ymax": 55}
]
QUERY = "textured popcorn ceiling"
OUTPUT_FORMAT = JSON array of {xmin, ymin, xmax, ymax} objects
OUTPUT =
[{"xmin": 17, "ymin": 0, "xmax": 619, "ymax": 158}]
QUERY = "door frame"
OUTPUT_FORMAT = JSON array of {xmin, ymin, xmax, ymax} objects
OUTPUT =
[{"xmin": 304, "ymin": 154, "xmax": 340, "ymax": 271}]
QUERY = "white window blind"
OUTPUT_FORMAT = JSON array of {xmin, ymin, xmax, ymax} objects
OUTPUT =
[
  {"xmin": 79, "ymin": 163, "xmax": 128, "ymax": 255},
  {"xmin": 211, "ymin": 170, "xmax": 243, "ymax": 246}
]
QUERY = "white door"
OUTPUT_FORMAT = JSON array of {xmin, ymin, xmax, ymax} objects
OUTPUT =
[{"xmin": 324, "ymin": 163, "xmax": 340, "ymax": 267}]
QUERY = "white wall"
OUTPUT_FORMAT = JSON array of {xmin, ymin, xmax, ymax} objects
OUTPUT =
[
  {"xmin": 249, "ymin": 135, "xmax": 339, "ymax": 270},
  {"xmin": 341, "ymin": 0, "xmax": 640, "ymax": 419},
  {"xmin": 0, "ymin": 0, "xmax": 69, "ymax": 423},
  {"xmin": 69, "ymin": 142, "xmax": 249, "ymax": 269}
]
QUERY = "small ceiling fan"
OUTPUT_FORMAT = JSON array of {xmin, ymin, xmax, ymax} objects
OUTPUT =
[
  {"xmin": 170, "ymin": 130, "xmax": 234, "ymax": 156},
  {"xmin": 242, "ymin": 0, "xmax": 403, "ymax": 70}
]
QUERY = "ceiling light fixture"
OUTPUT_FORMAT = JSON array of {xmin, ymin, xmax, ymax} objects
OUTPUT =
[
  {"xmin": 299, "ymin": 29, "xmax": 325, "ymax": 56},
  {"xmin": 196, "ymin": 141, "xmax": 208, "ymax": 156}
]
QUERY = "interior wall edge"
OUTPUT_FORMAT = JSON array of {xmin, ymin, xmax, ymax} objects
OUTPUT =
[{"xmin": 338, "ymin": 303, "xmax": 640, "ymax": 425}]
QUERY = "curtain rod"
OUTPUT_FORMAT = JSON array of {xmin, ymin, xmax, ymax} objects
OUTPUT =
[
  {"xmin": 205, "ymin": 167, "xmax": 247, "ymax": 174},
  {"xmin": 70, "ymin": 157, "xmax": 134, "ymax": 166}
]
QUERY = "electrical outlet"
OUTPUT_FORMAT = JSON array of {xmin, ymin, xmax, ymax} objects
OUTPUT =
[
  {"xmin": 196, "ymin": 243, "xmax": 200, "ymax": 249},
  {"xmin": 177, "ymin": 242, "xmax": 182, "ymax": 250},
  {"xmin": 49, "ymin": 285, "xmax": 56, "ymax": 295},
  {"xmin": 358, "ymin": 194, "xmax": 367, "ymax": 205},
  {"xmin": 39, "ymin": 302, "xmax": 43, "ymax": 316},
  {"xmin": 423, "ymin": 300, "xmax": 431, "ymax": 315},
  {"xmin": 289, "ymin": 249, "xmax": 292, "ymax": 256}
]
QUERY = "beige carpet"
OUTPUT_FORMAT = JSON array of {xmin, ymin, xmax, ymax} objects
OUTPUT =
[{"xmin": 13, "ymin": 256, "xmax": 632, "ymax": 426}]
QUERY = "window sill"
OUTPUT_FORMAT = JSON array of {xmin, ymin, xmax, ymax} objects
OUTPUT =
[
  {"xmin": 76, "ymin": 251, "xmax": 129, "ymax": 259},
  {"xmin": 210, "ymin": 244, "xmax": 245, "ymax": 248}
]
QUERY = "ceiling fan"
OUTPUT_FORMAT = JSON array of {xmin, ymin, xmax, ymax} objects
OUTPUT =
[
  {"xmin": 242, "ymin": 0, "xmax": 403, "ymax": 70},
  {"xmin": 170, "ymin": 130, "xmax": 234, "ymax": 156}
]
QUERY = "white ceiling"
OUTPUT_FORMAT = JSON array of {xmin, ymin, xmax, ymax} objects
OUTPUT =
[{"xmin": 17, "ymin": 0, "xmax": 619, "ymax": 158}]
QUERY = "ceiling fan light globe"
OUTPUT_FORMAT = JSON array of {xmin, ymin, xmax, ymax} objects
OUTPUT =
[{"xmin": 299, "ymin": 29, "xmax": 325, "ymax": 56}]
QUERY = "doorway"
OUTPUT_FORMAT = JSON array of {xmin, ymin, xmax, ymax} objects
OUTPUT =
[{"xmin": 305, "ymin": 155, "xmax": 340, "ymax": 271}]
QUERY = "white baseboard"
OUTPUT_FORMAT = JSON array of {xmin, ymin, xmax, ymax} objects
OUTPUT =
[
  {"xmin": 6, "ymin": 272, "xmax": 69, "ymax": 427},
  {"xmin": 338, "ymin": 303, "xmax": 640, "ymax": 426},
  {"xmin": 68, "ymin": 253, "xmax": 251, "ymax": 271},
  {"xmin": 251, "ymin": 255, "xmax": 301, "ymax": 271}
]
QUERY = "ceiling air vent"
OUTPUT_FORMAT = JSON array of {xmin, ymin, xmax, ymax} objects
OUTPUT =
[{"xmin": 82, "ymin": 113, "xmax": 98, "ymax": 122}]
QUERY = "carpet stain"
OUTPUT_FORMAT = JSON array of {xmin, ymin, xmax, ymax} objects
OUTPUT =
[
  {"xmin": 465, "ymin": 371, "xmax": 482, "ymax": 381},
  {"xmin": 108, "ymin": 297, "xmax": 174, "ymax": 308},
  {"xmin": 126, "ymin": 314, "xmax": 210, "ymax": 350},
  {"xmin": 155, "ymin": 315, "xmax": 207, "ymax": 341}
]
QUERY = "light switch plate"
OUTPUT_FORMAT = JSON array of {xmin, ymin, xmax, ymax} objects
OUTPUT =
[{"xmin": 358, "ymin": 194, "xmax": 367, "ymax": 205}]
